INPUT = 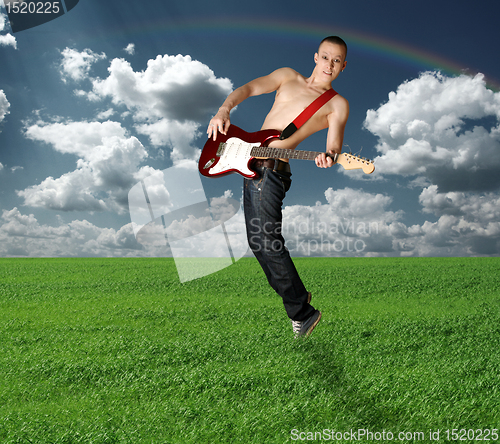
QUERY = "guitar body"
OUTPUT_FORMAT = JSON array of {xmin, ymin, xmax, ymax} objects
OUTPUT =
[{"xmin": 198, "ymin": 125, "xmax": 281, "ymax": 178}]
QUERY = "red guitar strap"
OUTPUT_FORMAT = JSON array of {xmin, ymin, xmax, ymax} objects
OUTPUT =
[{"xmin": 279, "ymin": 88, "xmax": 338, "ymax": 140}]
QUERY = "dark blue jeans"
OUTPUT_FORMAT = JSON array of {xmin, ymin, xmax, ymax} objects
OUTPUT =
[{"xmin": 243, "ymin": 165, "xmax": 316, "ymax": 321}]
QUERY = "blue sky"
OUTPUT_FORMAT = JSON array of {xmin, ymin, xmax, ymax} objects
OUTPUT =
[{"xmin": 1, "ymin": 0, "xmax": 500, "ymax": 257}]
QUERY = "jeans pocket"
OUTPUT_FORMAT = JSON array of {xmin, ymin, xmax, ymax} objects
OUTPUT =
[
  {"xmin": 251, "ymin": 169, "xmax": 266, "ymax": 190},
  {"xmin": 281, "ymin": 178, "xmax": 291, "ymax": 193},
  {"xmin": 278, "ymin": 173, "xmax": 291, "ymax": 193}
]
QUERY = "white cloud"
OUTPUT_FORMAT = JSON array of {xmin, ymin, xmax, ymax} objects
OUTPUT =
[
  {"xmin": 361, "ymin": 73, "xmax": 500, "ymax": 256},
  {"xmin": 281, "ymin": 187, "xmax": 403, "ymax": 257},
  {"xmin": 135, "ymin": 119, "xmax": 200, "ymax": 163},
  {"xmin": 0, "ymin": 10, "xmax": 16, "ymax": 48},
  {"xmin": 1, "ymin": 207, "xmax": 70, "ymax": 239},
  {"xmin": 19, "ymin": 50, "xmax": 234, "ymax": 215},
  {"xmin": 124, "ymin": 43, "xmax": 135, "ymax": 55},
  {"xmin": 413, "ymin": 186, "xmax": 500, "ymax": 254},
  {"xmin": 418, "ymin": 184, "xmax": 500, "ymax": 231},
  {"xmin": 91, "ymin": 54, "xmax": 232, "ymax": 121},
  {"xmin": 0, "ymin": 90, "xmax": 9, "ymax": 175},
  {"xmin": 87, "ymin": 54, "xmax": 232, "ymax": 162},
  {"xmin": 0, "ymin": 207, "xmax": 164, "ymax": 257},
  {"xmin": 59, "ymin": 47, "xmax": 106, "ymax": 82},
  {"xmin": 365, "ymin": 185, "xmax": 499, "ymax": 256},
  {"xmin": 0, "ymin": 164, "xmax": 24, "ymax": 174},
  {"xmin": 4, "ymin": 181, "xmax": 499, "ymax": 258},
  {"xmin": 0, "ymin": 32, "xmax": 16, "ymax": 48},
  {"xmin": 96, "ymin": 108, "xmax": 115, "ymax": 120},
  {"xmin": 25, "ymin": 120, "xmax": 127, "ymax": 156},
  {"xmin": 20, "ymin": 120, "xmax": 158, "ymax": 213},
  {"xmin": 0, "ymin": 89, "xmax": 10, "ymax": 124},
  {"xmin": 277, "ymin": 185, "xmax": 500, "ymax": 257},
  {"xmin": 400, "ymin": 215, "xmax": 500, "ymax": 256},
  {"xmin": 365, "ymin": 72, "xmax": 500, "ymax": 192}
]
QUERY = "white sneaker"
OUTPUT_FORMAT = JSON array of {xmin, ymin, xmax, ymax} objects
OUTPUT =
[{"xmin": 291, "ymin": 310, "xmax": 321, "ymax": 338}]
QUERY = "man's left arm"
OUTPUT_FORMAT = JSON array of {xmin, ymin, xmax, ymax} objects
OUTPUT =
[{"xmin": 315, "ymin": 97, "xmax": 349, "ymax": 168}]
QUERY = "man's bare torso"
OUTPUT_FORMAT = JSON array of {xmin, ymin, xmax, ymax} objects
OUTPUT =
[
  {"xmin": 260, "ymin": 68, "xmax": 340, "ymax": 151},
  {"xmin": 207, "ymin": 39, "xmax": 349, "ymax": 168}
]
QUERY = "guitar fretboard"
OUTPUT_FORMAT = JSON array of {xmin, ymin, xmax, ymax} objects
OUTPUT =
[{"xmin": 250, "ymin": 146, "xmax": 336, "ymax": 161}]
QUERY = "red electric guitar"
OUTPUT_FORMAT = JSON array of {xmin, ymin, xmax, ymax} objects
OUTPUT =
[{"xmin": 198, "ymin": 125, "xmax": 374, "ymax": 178}]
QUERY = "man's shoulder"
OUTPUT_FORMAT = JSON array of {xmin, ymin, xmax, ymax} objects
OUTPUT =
[
  {"xmin": 327, "ymin": 93, "xmax": 349, "ymax": 121},
  {"xmin": 272, "ymin": 67, "xmax": 304, "ymax": 83},
  {"xmin": 331, "ymin": 92, "xmax": 349, "ymax": 108},
  {"xmin": 275, "ymin": 67, "xmax": 301, "ymax": 75}
]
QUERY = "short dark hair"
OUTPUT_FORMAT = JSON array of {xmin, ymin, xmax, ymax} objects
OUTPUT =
[{"xmin": 319, "ymin": 36, "xmax": 348, "ymax": 60}]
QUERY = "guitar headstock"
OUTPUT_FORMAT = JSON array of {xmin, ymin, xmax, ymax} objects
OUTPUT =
[{"xmin": 335, "ymin": 153, "xmax": 375, "ymax": 174}]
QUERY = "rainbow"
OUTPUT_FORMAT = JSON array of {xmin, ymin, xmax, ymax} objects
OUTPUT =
[{"xmin": 121, "ymin": 17, "xmax": 498, "ymax": 90}]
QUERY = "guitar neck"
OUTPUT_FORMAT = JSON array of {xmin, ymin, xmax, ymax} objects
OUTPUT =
[{"xmin": 250, "ymin": 146, "xmax": 335, "ymax": 161}]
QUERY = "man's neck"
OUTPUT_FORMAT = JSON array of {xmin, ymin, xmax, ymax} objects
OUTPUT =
[{"xmin": 305, "ymin": 73, "xmax": 333, "ymax": 93}]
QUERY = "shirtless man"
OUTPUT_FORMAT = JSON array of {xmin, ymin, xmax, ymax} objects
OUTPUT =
[{"xmin": 207, "ymin": 36, "xmax": 349, "ymax": 337}]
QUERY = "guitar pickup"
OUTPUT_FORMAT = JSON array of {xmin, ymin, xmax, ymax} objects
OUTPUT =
[{"xmin": 216, "ymin": 143, "xmax": 226, "ymax": 156}]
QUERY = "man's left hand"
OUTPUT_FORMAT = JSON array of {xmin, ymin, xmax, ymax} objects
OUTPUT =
[{"xmin": 315, "ymin": 152, "xmax": 337, "ymax": 168}]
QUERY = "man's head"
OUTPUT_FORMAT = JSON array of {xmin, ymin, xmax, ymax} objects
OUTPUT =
[
  {"xmin": 314, "ymin": 36, "xmax": 347, "ymax": 82},
  {"xmin": 319, "ymin": 36, "xmax": 347, "ymax": 62}
]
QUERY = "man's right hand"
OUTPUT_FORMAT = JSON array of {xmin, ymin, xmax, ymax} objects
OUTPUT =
[{"xmin": 207, "ymin": 107, "xmax": 231, "ymax": 141}]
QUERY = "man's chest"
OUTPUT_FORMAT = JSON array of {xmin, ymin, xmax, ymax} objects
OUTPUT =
[{"xmin": 275, "ymin": 83, "xmax": 330, "ymax": 116}]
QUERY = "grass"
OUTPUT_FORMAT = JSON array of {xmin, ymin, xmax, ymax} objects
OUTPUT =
[{"xmin": 0, "ymin": 257, "xmax": 499, "ymax": 443}]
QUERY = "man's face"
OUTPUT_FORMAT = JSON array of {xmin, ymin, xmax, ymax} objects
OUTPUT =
[{"xmin": 314, "ymin": 42, "xmax": 347, "ymax": 81}]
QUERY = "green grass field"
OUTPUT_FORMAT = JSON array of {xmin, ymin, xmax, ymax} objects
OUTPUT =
[{"xmin": 1, "ymin": 257, "xmax": 499, "ymax": 443}]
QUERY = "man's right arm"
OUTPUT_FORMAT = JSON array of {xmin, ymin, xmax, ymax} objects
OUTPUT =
[{"xmin": 207, "ymin": 68, "xmax": 293, "ymax": 141}]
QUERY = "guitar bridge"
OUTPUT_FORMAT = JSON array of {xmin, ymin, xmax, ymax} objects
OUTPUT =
[{"xmin": 216, "ymin": 143, "xmax": 226, "ymax": 156}]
